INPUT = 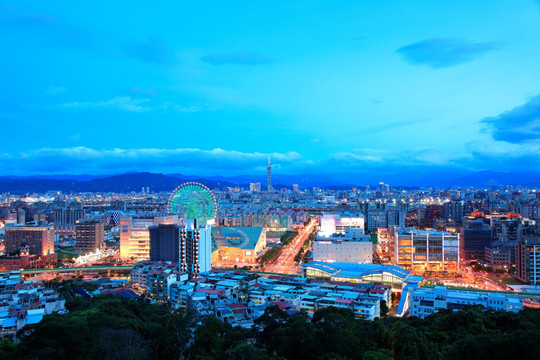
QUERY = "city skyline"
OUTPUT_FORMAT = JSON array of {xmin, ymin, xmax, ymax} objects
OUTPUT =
[
  {"xmin": 1, "ymin": 3, "xmax": 539, "ymax": 357},
  {"xmin": 1, "ymin": 1, "xmax": 540, "ymax": 177}
]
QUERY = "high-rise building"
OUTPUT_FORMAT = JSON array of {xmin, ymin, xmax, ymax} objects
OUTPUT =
[
  {"xmin": 149, "ymin": 223, "xmax": 180, "ymax": 262},
  {"xmin": 443, "ymin": 201, "xmax": 463, "ymax": 223},
  {"xmin": 387, "ymin": 210, "xmax": 406, "ymax": 228},
  {"xmin": 179, "ymin": 220, "xmax": 211, "ymax": 277},
  {"xmin": 54, "ymin": 208, "xmax": 86, "ymax": 236},
  {"xmin": 366, "ymin": 210, "xmax": 405, "ymax": 232},
  {"xmin": 106, "ymin": 210, "xmax": 123, "ymax": 227},
  {"xmin": 54, "ymin": 208, "xmax": 85, "ymax": 225},
  {"xmin": 519, "ymin": 202, "xmax": 540, "ymax": 220},
  {"xmin": 249, "ymin": 182, "xmax": 261, "ymax": 192},
  {"xmin": 484, "ymin": 242, "xmax": 513, "ymax": 270},
  {"xmin": 390, "ymin": 228, "xmax": 459, "ymax": 272},
  {"xmin": 367, "ymin": 210, "xmax": 386, "ymax": 232},
  {"xmin": 74, "ymin": 220, "xmax": 105, "ymax": 253},
  {"xmin": 515, "ymin": 236, "xmax": 540, "ymax": 285},
  {"xmin": 460, "ymin": 220, "xmax": 493, "ymax": 261},
  {"xmin": 5, "ymin": 224, "xmax": 55, "ymax": 256},
  {"xmin": 292, "ymin": 184, "xmax": 299, "ymax": 192},
  {"xmin": 119, "ymin": 215, "xmax": 178, "ymax": 261},
  {"xmin": 423, "ymin": 205, "xmax": 444, "ymax": 228},
  {"xmin": 16, "ymin": 208, "xmax": 26, "ymax": 225},
  {"xmin": 267, "ymin": 157, "xmax": 273, "ymax": 192}
]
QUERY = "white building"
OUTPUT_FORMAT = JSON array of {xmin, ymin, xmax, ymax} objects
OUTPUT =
[
  {"xmin": 313, "ymin": 229, "xmax": 372, "ymax": 263},
  {"xmin": 180, "ymin": 219, "xmax": 212, "ymax": 276},
  {"xmin": 409, "ymin": 286, "xmax": 523, "ymax": 318},
  {"xmin": 319, "ymin": 214, "xmax": 365, "ymax": 237}
]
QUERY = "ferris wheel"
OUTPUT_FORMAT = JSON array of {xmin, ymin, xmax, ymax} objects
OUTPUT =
[{"xmin": 168, "ymin": 182, "xmax": 217, "ymax": 224}]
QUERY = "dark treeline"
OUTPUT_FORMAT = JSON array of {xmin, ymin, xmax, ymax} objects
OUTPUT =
[{"xmin": 1, "ymin": 293, "xmax": 539, "ymax": 360}]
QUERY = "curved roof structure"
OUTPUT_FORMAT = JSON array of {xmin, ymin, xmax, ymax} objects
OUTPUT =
[
  {"xmin": 212, "ymin": 227, "xmax": 264, "ymax": 251},
  {"xmin": 303, "ymin": 261, "xmax": 410, "ymax": 279},
  {"xmin": 302, "ymin": 261, "xmax": 412, "ymax": 288}
]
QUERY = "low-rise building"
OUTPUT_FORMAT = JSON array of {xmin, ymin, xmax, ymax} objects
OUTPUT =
[
  {"xmin": 0, "ymin": 271, "xmax": 66, "ymax": 340},
  {"xmin": 409, "ymin": 286, "xmax": 523, "ymax": 318}
]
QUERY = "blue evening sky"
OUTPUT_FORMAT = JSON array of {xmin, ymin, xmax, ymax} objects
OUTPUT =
[{"xmin": 1, "ymin": 1, "xmax": 540, "ymax": 177}]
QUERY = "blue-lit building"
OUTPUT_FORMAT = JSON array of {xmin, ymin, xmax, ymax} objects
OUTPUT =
[{"xmin": 301, "ymin": 261, "xmax": 412, "ymax": 289}]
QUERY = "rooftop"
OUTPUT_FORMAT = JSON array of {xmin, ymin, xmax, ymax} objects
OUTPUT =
[
  {"xmin": 303, "ymin": 261, "xmax": 410, "ymax": 279},
  {"xmin": 212, "ymin": 227, "xmax": 265, "ymax": 251}
]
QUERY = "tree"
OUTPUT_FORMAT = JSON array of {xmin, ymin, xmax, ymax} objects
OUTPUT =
[
  {"xmin": 229, "ymin": 343, "xmax": 261, "ymax": 360},
  {"xmin": 254, "ymin": 305, "xmax": 290, "ymax": 347},
  {"xmin": 266, "ymin": 315, "xmax": 315, "ymax": 360},
  {"xmin": 190, "ymin": 316, "xmax": 230, "ymax": 360},
  {"xmin": 94, "ymin": 328, "xmax": 150, "ymax": 360},
  {"xmin": 362, "ymin": 349, "xmax": 392, "ymax": 360},
  {"xmin": 380, "ymin": 300, "xmax": 389, "ymax": 317}
]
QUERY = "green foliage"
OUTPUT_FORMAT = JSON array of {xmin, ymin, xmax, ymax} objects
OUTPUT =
[
  {"xmin": 294, "ymin": 247, "xmax": 304, "ymax": 263},
  {"xmin": 259, "ymin": 247, "xmax": 283, "ymax": 265},
  {"xmin": 2, "ymin": 292, "xmax": 539, "ymax": 360},
  {"xmin": 253, "ymin": 305, "xmax": 540, "ymax": 360},
  {"xmin": 7, "ymin": 296, "xmax": 198, "ymax": 360},
  {"xmin": 280, "ymin": 231, "xmax": 297, "ymax": 246},
  {"xmin": 307, "ymin": 230, "xmax": 317, "ymax": 243},
  {"xmin": 48, "ymin": 279, "xmax": 99, "ymax": 311},
  {"xmin": 380, "ymin": 300, "xmax": 389, "ymax": 317},
  {"xmin": 362, "ymin": 349, "xmax": 392, "ymax": 360}
]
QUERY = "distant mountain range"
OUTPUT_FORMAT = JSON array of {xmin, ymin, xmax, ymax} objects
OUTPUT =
[
  {"xmin": 0, "ymin": 173, "xmax": 235, "ymax": 194},
  {"xmin": 0, "ymin": 170, "xmax": 539, "ymax": 193}
]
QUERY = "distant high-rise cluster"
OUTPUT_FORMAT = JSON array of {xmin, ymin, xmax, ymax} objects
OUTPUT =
[
  {"xmin": 249, "ymin": 182, "xmax": 261, "ymax": 192},
  {"xmin": 267, "ymin": 157, "xmax": 273, "ymax": 192}
]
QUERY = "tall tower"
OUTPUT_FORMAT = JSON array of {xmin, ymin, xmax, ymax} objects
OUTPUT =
[
  {"xmin": 267, "ymin": 157, "xmax": 273, "ymax": 192},
  {"xmin": 179, "ymin": 219, "xmax": 211, "ymax": 277}
]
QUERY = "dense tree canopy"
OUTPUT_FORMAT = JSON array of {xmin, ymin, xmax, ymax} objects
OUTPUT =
[{"xmin": 1, "ymin": 288, "xmax": 539, "ymax": 360}]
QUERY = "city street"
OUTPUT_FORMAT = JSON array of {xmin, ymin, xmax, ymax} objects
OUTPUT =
[{"xmin": 265, "ymin": 217, "xmax": 318, "ymax": 274}]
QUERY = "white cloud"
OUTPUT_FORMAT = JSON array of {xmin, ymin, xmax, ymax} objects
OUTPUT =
[
  {"xmin": 332, "ymin": 147, "xmax": 467, "ymax": 168},
  {"xmin": 60, "ymin": 96, "xmax": 151, "ymax": 112},
  {"xmin": 160, "ymin": 102, "xmax": 222, "ymax": 113},
  {"xmin": 58, "ymin": 96, "xmax": 222, "ymax": 114},
  {"xmin": 45, "ymin": 85, "xmax": 66, "ymax": 95},
  {"xmin": 1, "ymin": 147, "xmax": 306, "ymax": 175},
  {"xmin": 3, "ymin": 144, "xmax": 540, "ymax": 176}
]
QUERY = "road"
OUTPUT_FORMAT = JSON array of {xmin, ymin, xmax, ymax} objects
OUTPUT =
[
  {"xmin": 457, "ymin": 265, "xmax": 507, "ymax": 291},
  {"xmin": 0, "ymin": 265, "xmax": 134, "ymax": 276},
  {"xmin": 265, "ymin": 217, "xmax": 318, "ymax": 275}
]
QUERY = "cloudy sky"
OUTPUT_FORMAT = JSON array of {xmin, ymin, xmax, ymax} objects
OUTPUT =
[{"xmin": 1, "ymin": 1, "xmax": 540, "ymax": 177}]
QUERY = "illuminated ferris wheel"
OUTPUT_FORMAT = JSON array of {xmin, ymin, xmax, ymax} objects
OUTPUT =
[{"xmin": 168, "ymin": 182, "xmax": 217, "ymax": 224}]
